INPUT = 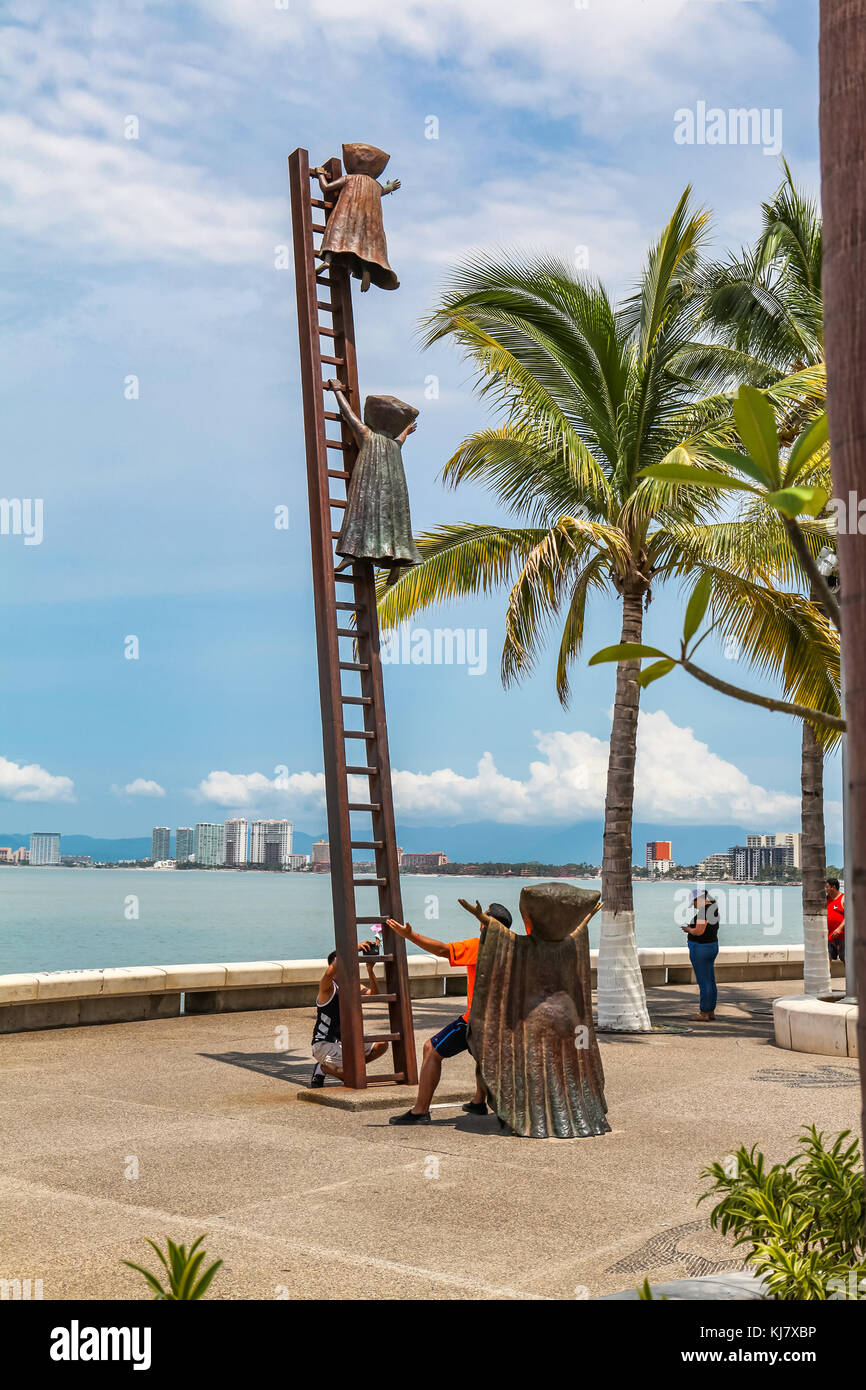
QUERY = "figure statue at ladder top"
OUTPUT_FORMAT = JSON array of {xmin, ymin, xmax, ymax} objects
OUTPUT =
[
  {"xmin": 325, "ymin": 380, "xmax": 423, "ymax": 572},
  {"xmin": 313, "ymin": 143, "xmax": 401, "ymax": 292}
]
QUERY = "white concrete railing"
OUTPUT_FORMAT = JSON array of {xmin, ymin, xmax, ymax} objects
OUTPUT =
[
  {"xmin": 1, "ymin": 946, "xmax": 848, "ymax": 1047},
  {"xmin": 0, "ymin": 942, "xmax": 819, "ymax": 1011}
]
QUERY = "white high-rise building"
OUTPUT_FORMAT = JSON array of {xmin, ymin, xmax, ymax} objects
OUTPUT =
[
  {"xmin": 250, "ymin": 819, "xmax": 293, "ymax": 867},
  {"xmin": 776, "ymin": 832, "xmax": 803, "ymax": 870},
  {"xmin": 195, "ymin": 823, "xmax": 225, "ymax": 867},
  {"xmin": 224, "ymin": 819, "xmax": 249, "ymax": 866},
  {"xmin": 30, "ymin": 832, "xmax": 60, "ymax": 866},
  {"xmin": 175, "ymin": 828, "xmax": 194, "ymax": 864},
  {"xmin": 152, "ymin": 826, "xmax": 170, "ymax": 861},
  {"xmin": 745, "ymin": 831, "xmax": 800, "ymax": 869}
]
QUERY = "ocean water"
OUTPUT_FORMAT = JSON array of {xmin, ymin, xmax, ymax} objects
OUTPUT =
[{"xmin": 0, "ymin": 869, "xmax": 805, "ymax": 975}]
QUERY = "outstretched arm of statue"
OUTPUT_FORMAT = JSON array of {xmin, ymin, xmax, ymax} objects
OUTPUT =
[
  {"xmin": 397, "ymin": 421, "xmax": 417, "ymax": 445},
  {"xmin": 570, "ymin": 899, "xmax": 603, "ymax": 936},
  {"xmin": 381, "ymin": 178, "xmax": 401, "ymax": 196},
  {"xmin": 324, "ymin": 379, "xmax": 368, "ymax": 446},
  {"xmin": 458, "ymin": 898, "xmax": 496, "ymax": 930}
]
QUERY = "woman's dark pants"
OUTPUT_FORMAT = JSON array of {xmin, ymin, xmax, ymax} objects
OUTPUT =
[{"xmin": 688, "ymin": 940, "xmax": 719, "ymax": 1014}]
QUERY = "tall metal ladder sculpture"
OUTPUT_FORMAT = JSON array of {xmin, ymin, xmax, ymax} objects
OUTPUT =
[{"xmin": 288, "ymin": 147, "xmax": 418, "ymax": 1090}]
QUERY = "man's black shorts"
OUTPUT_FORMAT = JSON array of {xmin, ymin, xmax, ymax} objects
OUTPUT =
[{"xmin": 430, "ymin": 1016, "xmax": 469, "ymax": 1058}]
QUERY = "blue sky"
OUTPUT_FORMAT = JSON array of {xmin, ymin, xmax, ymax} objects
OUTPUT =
[{"xmin": 0, "ymin": 0, "xmax": 839, "ymax": 846}]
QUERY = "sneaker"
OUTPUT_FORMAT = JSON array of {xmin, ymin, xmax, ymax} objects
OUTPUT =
[
  {"xmin": 309, "ymin": 1068, "xmax": 325, "ymax": 1089},
  {"xmin": 462, "ymin": 1101, "xmax": 488, "ymax": 1116},
  {"xmin": 388, "ymin": 1109, "xmax": 431, "ymax": 1126}
]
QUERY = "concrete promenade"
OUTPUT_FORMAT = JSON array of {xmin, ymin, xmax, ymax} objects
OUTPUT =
[{"xmin": 0, "ymin": 979, "xmax": 860, "ymax": 1300}]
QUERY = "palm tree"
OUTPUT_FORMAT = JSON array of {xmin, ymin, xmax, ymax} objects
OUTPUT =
[
  {"xmin": 696, "ymin": 169, "xmax": 833, "ymax": 995},
  {"xmin": 379, "ymin": 191, "xmax": 823, "ymax": 1030}
]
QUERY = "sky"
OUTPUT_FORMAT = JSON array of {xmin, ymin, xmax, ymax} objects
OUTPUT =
[{"xmin": 0, "ymin": 0, "xmax": 840, "ymax": 850}]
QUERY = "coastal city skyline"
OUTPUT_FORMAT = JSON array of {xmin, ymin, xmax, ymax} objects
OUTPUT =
[{"xmin": 1, "ymin": 825, "xmax": 817, "ymax": 883}]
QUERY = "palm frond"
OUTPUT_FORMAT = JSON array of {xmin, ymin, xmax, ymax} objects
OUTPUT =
[{"xmin": 377, "ymin": 523, "xmax": 551, "ymax": 630}]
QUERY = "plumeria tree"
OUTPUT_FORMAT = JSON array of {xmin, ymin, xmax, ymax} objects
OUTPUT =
[
  {"xmin": 593, "ymin": 389, "xmax": 841, "ymax": 995},
  {"xmin": 694, "ymin": 169, "xmax": 834, "ymax": 995}
]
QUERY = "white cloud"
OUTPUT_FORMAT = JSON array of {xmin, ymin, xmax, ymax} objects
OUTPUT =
[
  {"xmin": 193, "ymin": 709, "xmax": 807, "ymax": 829},
  {"xmin": 113, "ymin": 778, "xmax": 166, "ymax": 798},
  {"xmin": 397, "ymin": 166, "xmax": 647, "ymax": 289},
  {"xmin": 195, "ymin": 769, "xmax": 325, "ymax": 808},
  {"xmin": 0, "ymin": 113, "xmax": 280, "ymax": 266},
  {"xmin": 0, "ymin": 755, "xmax": 75, "ymax": 803},
  {"xmin": 208, "ymin": 0, "xmax": 793, "ymax": 121}
]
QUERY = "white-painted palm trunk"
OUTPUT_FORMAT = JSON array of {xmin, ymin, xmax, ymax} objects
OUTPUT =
[
  {"xmin": 596, "ymin": 908, "xmax": 651, "ymax": 1031},
  {"xmin": 803, "ymin": 913, "xmax": 832, "ymax": 996}
]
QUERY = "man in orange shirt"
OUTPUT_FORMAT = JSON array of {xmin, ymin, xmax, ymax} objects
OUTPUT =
[{"xmin": 384, "ymin": 900, "xmax": 513, "ymax": 1126}]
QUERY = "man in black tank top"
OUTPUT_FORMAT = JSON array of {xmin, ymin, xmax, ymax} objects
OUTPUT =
[{"xmin": 310, "ymin": 942, "xmax": 387, "ymax": 1087}]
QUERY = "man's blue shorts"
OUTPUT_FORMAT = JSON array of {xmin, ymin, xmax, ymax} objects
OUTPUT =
[{"xmin": 430, "ymin": 1016, "xmax": 469, "ymax": 1058}]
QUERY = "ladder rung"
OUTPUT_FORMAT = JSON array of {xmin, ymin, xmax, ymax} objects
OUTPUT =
[
  {"xmin": 345, "ymin": 734, "xmax": 375, "ymax": 743},
  {"xmin": 316, "ymin": 274, "xmax": 331, "ymax": 285},
  {"xmin": 325, "ymin": 439, "xmax": 345, "ymax": 449},
  {"xmin": 355, "ymin": 877, "xmax": 386, "ymax": 886},
  {"xmin": 319, "ymin": 326, "xmax": 337, "ymax": 339},
  {"xmin": 309, "ymin": 198, "xmax": 334, "ymax": 211},
  {"xmin": 351, "ymin": 837, "xmax": 382, "ymax": 845},
  {"xmin": 328, "ymin": 470, "xmax": 350, "ymax": 480},
  {"xmin": 330, "ymin": 500, "xmax": 347, "ymax": 511},
  {"xmin": 311, "ymin": 221, "xmax": 327, "ymax": 233},
  {"xmin": 364, "ymin": 1072, "xmax": 405, "ymax": 1084},
  {"xmin": 342, "ymin": 696, "xmax": 372, "ymax": 705},
  {"xmin": 331, "ymin": 530, "xmax": 342, "ymax": 539},
  {"xmin": 317, "ymin": 300, "xmax": 333, "ymax": 311},
  {"xmin": 320, "ymin": 355, "xmax": 345, "ymax": 366},
  {"xmin": 348, "ymin": 770, "xmax": 378, "ymax": 779},
  {"xmin": 340, "ymin": 661, "xmax": 369, "ymax": 672},
  {"xmin": 334, "ymin": 573, "xmax": 361, "ymax": 584},
  {"xmin": 363, "ymin": 1032, "xmax": 400, "ymax": 1044},
  {"xmin": 362, "ymin": 993, "xmax": 397, "ymax": 1004},
  {"xmin": 349, "ymin": 802, "xmax": 381, "ymax": 811},
  {"xmin": 337, "ymin": 625, "xmax": 357, "ymax": 637},
  {"xmin": 357, "ymin": 924, "xmax": 389, "ymax": 931},
  {"xmin": 336, "ymin": 601, "xmax": 361, "ymax": 611},
  {"xmin": 324, "ymin": 410, "xmax": 340, "ymax": 421}
]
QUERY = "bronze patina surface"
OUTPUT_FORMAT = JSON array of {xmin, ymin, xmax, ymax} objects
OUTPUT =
[
  {"xmin": 468, "ymin": 883, "xmax": 610, "ymax": 1139},
  {"xmin": 327, "ymin": 382, "xmax": 422, "ymax": 570},
  {"xmin": 314, "ymin": 142, "xmax": 400, "ymax": 291}
]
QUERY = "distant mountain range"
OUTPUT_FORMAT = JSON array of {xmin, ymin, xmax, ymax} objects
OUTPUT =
[{"xmin": 0, "ymin": 822, "xmax": 843, "ymax": 864}]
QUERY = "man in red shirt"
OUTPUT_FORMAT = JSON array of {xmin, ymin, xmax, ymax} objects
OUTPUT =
[
  {"xmin": 384, "ymin": 900, "xmax": 512, "ymax": 1126},
  {"xmin": 826, "ymin": 877, "xmax": 845, "ymax": 963}
]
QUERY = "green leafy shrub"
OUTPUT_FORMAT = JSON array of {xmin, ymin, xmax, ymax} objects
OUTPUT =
[
  {"xmin": 123, "ymin": 1234, "xmax": 223, "ymax": 1300},
  {"xmin": 699, "ymin": 1127, "xmax": 866, "ymax": 1300}
]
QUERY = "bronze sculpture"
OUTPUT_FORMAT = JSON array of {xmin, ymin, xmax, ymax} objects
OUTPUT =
[
  {"xmin": 325, "ymin": 380, "xmax": 422, "ymax": 571},
  {"xmin": 463, "ymin": 883, "xmax": 610, "ymax": 1139},
  {"xmin": 313, "ymin": 143, "xmax": 400, "ymax": 292}
]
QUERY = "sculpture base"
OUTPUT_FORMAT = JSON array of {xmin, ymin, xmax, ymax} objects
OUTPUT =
[{"xmin": 297, "ymin": 1082, "xmax": 471, "ymax": 1112}]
